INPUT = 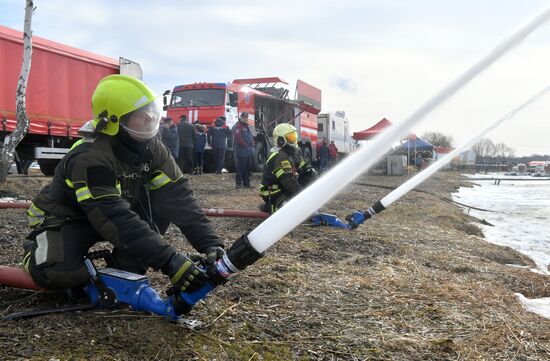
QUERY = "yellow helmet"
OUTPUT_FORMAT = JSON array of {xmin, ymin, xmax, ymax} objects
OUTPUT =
[
  {"xmin": 91, "ymin": 75, "xmax": 160, "ymax": 138},
  {"xmin": 273, "ymin": 123, "xmax": 298, "ymax": 148}
]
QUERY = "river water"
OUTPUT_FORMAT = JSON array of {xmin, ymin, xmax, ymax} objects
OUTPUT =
[{"xmin": 453, "ymin": 173, "xmax": 550, "ymax": 319}]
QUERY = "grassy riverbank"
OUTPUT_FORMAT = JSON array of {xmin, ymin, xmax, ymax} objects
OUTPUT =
[{"xmin": 1, "ymin": 171, "xmax": 548, "ymax": 360}]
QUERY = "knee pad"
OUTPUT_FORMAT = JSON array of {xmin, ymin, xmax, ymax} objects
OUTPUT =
[
  {"xmin": 25, "ymin": 229, "xmax": 90, "ymax": 290},
  {"xmin": 30, "ymin": 266, "xmax": 90, "ymax": 291}
]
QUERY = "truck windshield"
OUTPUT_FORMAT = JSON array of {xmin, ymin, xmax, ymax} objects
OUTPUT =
[{"xmin": 170, "ymin": 89, "xmax": 225, "ymax": 107}]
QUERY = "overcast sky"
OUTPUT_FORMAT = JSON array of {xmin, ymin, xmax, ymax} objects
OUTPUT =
[{"xmin": 2, "ymin": 0, "xmax": 549, "ymax": 155}]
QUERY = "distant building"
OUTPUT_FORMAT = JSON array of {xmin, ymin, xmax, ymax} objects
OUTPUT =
[{"xmin": 457, "ymin": 150, "xmax": 476, "ymax": 166}]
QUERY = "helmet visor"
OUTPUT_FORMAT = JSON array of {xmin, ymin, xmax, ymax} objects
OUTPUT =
[
  {"xmin": 120, "ymin": 100, "xmax": 161, "ymax": 140},
  {"xmin": 285, "ymin": 130, "xmax": 298, "ymax": 145}
]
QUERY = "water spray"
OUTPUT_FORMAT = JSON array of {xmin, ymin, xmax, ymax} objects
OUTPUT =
[{"xmin": 346, "ymin": 85, "xmax": 550, "ymax": 228}]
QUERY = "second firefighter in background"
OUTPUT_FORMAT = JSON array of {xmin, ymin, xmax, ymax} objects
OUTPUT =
[{"xmin": 259, "ymin": 123, "xmax": 317, "ymax": 213}]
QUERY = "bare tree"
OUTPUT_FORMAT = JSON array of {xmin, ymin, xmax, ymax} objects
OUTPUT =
[
  {"xmin": 495, "ymin": 142, "xmax": 515, "ymax": 162},
  {"xmin": 471, "ymin": 138, "xmax": 498, "ymax": 163},
  {"xmin": 0, "ymin": 1, "xmax": 34, "ymax": 183},
  {"xmin": 421, "ymin": 131, "xmax": 454, "ymax": 147}
]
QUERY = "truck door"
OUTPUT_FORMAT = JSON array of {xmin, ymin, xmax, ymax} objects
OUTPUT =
[{"xmin": 225, "ymin": 91, "xmax": 238, "ymax": 129}]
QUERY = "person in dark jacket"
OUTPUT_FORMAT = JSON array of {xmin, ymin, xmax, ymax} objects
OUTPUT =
[
  {"xmin": 259, "ymin": 123, "xmax": 317, "ymax": 213},
  {"xmin": 329, "ymin": 140, "xmax": 339, "ymax": 167},
  {"xmin": 159, "ymin": 117, "xmax": 179, "ymax": 159},
  {"xmin": 22, "ymin": 75, "xmax": 224, "ymax": 303},
  {"xmin": 193, "ymin": 122, "xmax": 207, "ymax": 175},
  {"xmin": 233, "ymin": 112, "xmax": 254, "ymax": 188},
  {"xmin": 177, "ymin": 115, "xmax": 195, "ymax": 175},
  {"xmin": 207, "ymin": 117, "xmax": 232, "ymax": 174},
  {"xmin": 317, "ymin": 139, "xmax": 330, "ymax": 172}
]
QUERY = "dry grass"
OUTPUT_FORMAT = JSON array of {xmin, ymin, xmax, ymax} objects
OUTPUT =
[{"xmin": 0, "ymin": 171, "xmax": 548, "ymax": 360}]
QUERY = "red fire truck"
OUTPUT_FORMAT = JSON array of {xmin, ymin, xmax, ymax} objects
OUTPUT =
[
  {"xmin": 0, "ymin": 25, "xmax": 141, "ymax": 175},
  {"xmin": 163, "ymin": 77, "xmax": 321, "ymax": 172}
]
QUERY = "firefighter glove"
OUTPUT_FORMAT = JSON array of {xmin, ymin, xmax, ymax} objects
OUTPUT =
[
  {"xmin": 167, "ymin": 253, "xmax": 208, "ymax": 293},
  {"xmin": 204, "ymin": 246, "xmax": 225, "ymax": 266},
  {"xmin": 299, "ymin": 166, "xmax": 318, "ymax": 186}
]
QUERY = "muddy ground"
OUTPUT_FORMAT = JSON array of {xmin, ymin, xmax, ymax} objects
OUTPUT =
[{"xmin": 0, "ymin": 171, "xmax": 548, "ymax": 360}]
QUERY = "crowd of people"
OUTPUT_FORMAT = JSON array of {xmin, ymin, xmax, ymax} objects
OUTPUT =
[
  {"xmin": 160, "ymin": 113, "xmax": 324, "ymax": 214},
  {"xmin": 158, "ymin": 112, "xmax": 342, "ymax": 213},
  {"xmin": 160, "ymin": 113, "xmax": 341, "ymax": 179},
  {"xmin": 159, "ymin": 114, "xmax": 233, "ymax": 176}
]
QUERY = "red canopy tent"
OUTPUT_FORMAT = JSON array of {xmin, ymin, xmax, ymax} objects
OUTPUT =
[{"xmin": 352, "ymin": 118, "xmax": 392, "ymax": 140}]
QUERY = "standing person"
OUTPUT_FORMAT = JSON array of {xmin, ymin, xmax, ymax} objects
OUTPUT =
[
  {"xmin": 193, "ymin": 122, "xmax": 207, "ymax": 175},
  {"xmin": 207, "ymin": 117, "xmax": 232, "ymax": 174},
  {"xmin": 22, "ymin": 75, "xmax": 225, "ymax": 313},
  {"xmin": 177, "ymin": 115, "xmax": 195, "ymax": 175},
  {"xmin": 159, "ymin": 117, "xmax": 179, "ymax": 159},
  {"xmin": 259, "ymin": 124, "xmax": 317, "ymax": 213},
  {"xmin": 318, "ymin": 139, "xmax": 330, "ymax": 172},
  {"xmin": 233, "ymin": 112, "xmax": 254, "ymax": 188},
  {"xmin": 416, "ymin": 153, "xmax": 423, "ymax": 170},
  {"xmin": 328, "ymin": 140, "xmax": 339, "ymax": 168}
]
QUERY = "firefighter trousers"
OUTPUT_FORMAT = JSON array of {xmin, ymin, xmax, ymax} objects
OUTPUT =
[
  {"xmin": 23, "ymin": 217, "xmax": 172, "ymax": 291},
  {"xmin": 261, "ymin": 191, "xmax": 289, "ymax": 214}
]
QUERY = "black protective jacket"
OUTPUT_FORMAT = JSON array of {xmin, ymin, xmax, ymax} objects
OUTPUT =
[
  {"xmin": 260, "ymin": 146, "xmax": 313, "ymax": 199},
  {"xmin": 28, "ymin": 133, "xmax": 223, "ymax": 271},
  {"xmin": 207, "ymin": 119, "xmax": 232, "ymax": 149},
  {"xmin": 177, "ymin": 121, "xmax": 196, "ymax": 149}
]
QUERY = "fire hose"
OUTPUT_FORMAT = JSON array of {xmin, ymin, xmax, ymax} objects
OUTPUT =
[{"xmin": 0, "ymin": 201, "xmax": 269, "ymax": 218}]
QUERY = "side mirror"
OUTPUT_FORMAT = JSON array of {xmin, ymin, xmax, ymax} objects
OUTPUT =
[
  {"xmin": 163, "ymin": 105, "xmax": 168, "ymax": 111},
  {"xmin": 162, "ymin": 90, "xmax": 170, "ymax": 107}
]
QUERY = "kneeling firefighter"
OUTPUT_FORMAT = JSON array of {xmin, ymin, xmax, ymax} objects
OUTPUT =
[
  {"xmin": 259, "ymin": 123, "xmax": 318, "ymax": 213},
  {"xmin": 23, "ymin": 75, "xmax": 224, "ymax": 313}
]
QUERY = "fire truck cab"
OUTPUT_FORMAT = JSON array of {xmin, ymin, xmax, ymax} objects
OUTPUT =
[{"xmin": 163, "ymin": 77, "xmax": 321, "ymax": 172}]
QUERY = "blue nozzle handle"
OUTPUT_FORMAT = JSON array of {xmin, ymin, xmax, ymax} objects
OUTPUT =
[
  {"xmin": 310, "ymin": 213, "xmax": 351, "ymax": 229},
  {"xmin": 178, "ymin": 282, "xmax": 215, "ymax": 308},
  {"xmin": 346, "ymin": 201, "xmax": 385, "ymax": 229},
  {"xmin": 346, "ymin": 211, "xmax": 367, "ymax": 229}
]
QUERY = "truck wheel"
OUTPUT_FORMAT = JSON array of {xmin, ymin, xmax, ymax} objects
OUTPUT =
[
  {"xmin": 301, "ymin": 145, "xmax": 312, "ymax": 166},
  {"xmin": 38, "ymin": 160, "xmax": 59, "ymax": 176},
  {"xmin": 252, "ymin": 141, "xmax": 266, "ymax": 172}
]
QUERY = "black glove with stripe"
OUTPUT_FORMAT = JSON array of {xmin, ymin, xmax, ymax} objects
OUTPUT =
[
  {"xmin": 204, "ymin": 246, "xmax": 225, "ymax": 266},
  {"xmin": 165, "ymin": 253, "xmax": 207, "ymax": 293}
]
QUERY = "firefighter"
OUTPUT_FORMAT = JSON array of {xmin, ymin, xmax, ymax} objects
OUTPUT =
[
  {"xmin": 259, "ymin": 123, "xmax": 318, "ymax": 213},
  {"xmin": 22, "ymin": 75, "xmax": 224, "ymax": 294}
]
